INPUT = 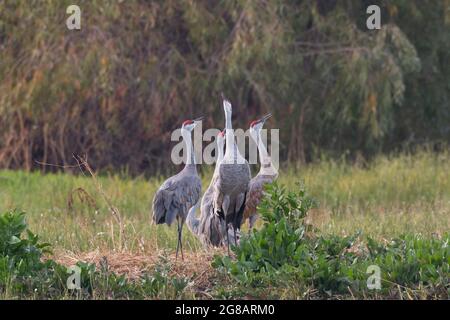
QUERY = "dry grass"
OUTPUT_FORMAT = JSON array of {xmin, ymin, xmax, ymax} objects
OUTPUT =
[{"xmin": 51, "ymin": 248, "xmax": 224, "ymax": 295}]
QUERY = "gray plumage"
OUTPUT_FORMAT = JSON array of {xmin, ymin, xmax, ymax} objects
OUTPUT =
[
  {"xmin": 198, "ymin": 178, "xmax": 226, "ymax": 246},
  {"xmin": 186, "ymin": 202, "xmax": 201, "ymax": 235},
  {"xmin": 186, "ymin": 131, "xmax": 239, "ymax": 247},
  {"xmin": 152, "ymin": 119, "xmax": 202, "ymax": 260},
  {"xmin": 212, "ymin": 96, "xmax": 251, "ymax": 251},
  {"xmin": 152, "ymin": 164, "xmax": 201, "ymax": 226},
  {"xmin": 243, "ymin": 172, "xmax": 277, "ymax": 228},
  {"xmin": 213, "ymin": 146, "xmax": 251, "ymax": 247},
  {"xmin": 187, "ymin": 174, "xmax": 240, "ymax": 247},
  {"xmin": 242, "ymin": 113, "xmax": 277, "ymax": 229}
]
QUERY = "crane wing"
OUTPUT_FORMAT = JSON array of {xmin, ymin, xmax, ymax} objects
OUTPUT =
[{"xmin": 152, "ymin": 174, "xmax": 201, "ymax": 226}]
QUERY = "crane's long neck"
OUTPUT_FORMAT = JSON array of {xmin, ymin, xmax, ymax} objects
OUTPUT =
[
  {"xmin": 225, "ymin": 108, "xmax": 235, "ymax": 158},
  {"xmin": 256, "ymin": 130, "xmax": 275, "ymax": 175},
  {"xmin": 186, "ymin": 201, "xmax": 200, "ymax": 235},
  {"xmin": 213, "ymin": 140, "xmax": 224, "ymax": 176},
  {"xmin": 217, "ymin": 140, "xmax": 224, "ymax": 163},
  {"xmin": 182, "ymin": 129, "xmax": 196, "ymax": 167}
]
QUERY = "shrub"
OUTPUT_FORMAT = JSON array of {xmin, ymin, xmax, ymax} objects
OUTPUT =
[
  {"xmin": 0, "ymin": 210, "xmax": 51, "ymax": 267},
  {"xmin": 0, "ymin": 210, "xmax": 190, "ymax": 299},
  {"xmin": 0, "ymin": 210, "xmax": 53, "ymax": 294},
  {"xmin": 213, "ymin": 183, "xmax": 449, "ymax": 298}
]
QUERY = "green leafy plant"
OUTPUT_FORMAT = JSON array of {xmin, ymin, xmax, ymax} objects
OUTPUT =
[
  {"xmin": 0, "ymin": 210, "xmax": 51, "ymax": 268},
  {"xmin": 0, "ymin": 210, "xmax": 54, "ymax": 295},
  {"xmin": 213, "ymin": 183, "xmax": 449, "ymax": 298},
  {"xmin": 0, "ymin": 210, "xmax": 191, "ymax": 299},
  {"xmin": 226, "ymin": 182, "xmax": 315, "ymax": 271}
]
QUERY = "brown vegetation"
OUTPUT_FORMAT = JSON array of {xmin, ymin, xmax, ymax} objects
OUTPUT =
[{"xmin": 0, "ymin": 1, "xmax": 448, "ymax": 175}]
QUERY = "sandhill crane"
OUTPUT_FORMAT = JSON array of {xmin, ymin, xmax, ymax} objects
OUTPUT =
[
  {"xmin": 243, "ymin": 114, "xmax": 278, "ymax": 229},
  {"xmin": 213, "ymin": 95, "xmax": 251, "ymax": 253},
  {"xmin": 152, "ymin": 117, "xmax": 203, "ymax": 260},
  {"xmin": 186, "ymin": 130, "xmax": 239, "ymax": 246}
]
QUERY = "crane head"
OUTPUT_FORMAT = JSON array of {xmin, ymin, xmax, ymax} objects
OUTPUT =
[
  {"xmin": 250, "ymin": 113, "xmax": 272, "ymax": 131},
  {"xmin": 182, "ymin": 116, "xmax": 204, "ymax": 131},
  {"xmin": 222, "ymin": 94, "xmax": 232, "ymax": 115}
]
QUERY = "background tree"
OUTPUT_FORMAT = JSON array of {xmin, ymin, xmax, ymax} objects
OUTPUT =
[{"xmin": 0, "ymin": 0, "xmax": 448, "ymax": 175}]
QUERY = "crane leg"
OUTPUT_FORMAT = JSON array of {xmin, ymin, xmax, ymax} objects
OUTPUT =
[
  {"xmin": 180, "ymin": 222, "xmax": 184, "ymax": 260},
  {"xmin": 176, "ymin": 218, "xmax": 184, "ymax": 261},
  {"xmin": 175, "ymin": 220, "xmax": 180, "ymax": 260},
  {"xmin": 226, "ymin": 225, "xmax": 230, "ymax": 256}
]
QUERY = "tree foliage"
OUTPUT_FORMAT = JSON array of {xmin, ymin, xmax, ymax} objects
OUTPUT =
[{"xmin": 0, "ymin": 0, "xmax": 448, "ymax": 174}]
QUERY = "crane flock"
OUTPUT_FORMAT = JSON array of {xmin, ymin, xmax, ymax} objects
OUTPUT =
[{"xmin": 152, "ymin": 95, "xmax": 277, "ymax": 259}]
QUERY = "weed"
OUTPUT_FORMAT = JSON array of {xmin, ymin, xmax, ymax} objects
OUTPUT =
[
  {"xmin": 213, "ymin": 183, "xmax": 449, "ymax": 299},
  {"xmin": 0, "ymin": 210, "xmax": 191, "ymax": 299}
]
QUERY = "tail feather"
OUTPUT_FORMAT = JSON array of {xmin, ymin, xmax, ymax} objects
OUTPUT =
[
  {"xmin": 152, "ymin": 191, "xmax": 177, "ymax": 225},
  {"xmin": 164, "ymin": 206, "xmax": 178, "ymax": 226},
  {"xmin": 152, "ymin": 193, "xmax": 166, "ymax": 224}
]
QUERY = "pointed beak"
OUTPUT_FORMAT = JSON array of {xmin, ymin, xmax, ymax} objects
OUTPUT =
[
  {"xmin": 221, "ymin": 92, "xmax": 232, "ymax": 110},
  {"xmin": 260, "ymin": 113, "xmax": 272, "ymax": 123},
  {"xmin": 193, "ymin": 116, "xmax": 204, "ymax": 122}
]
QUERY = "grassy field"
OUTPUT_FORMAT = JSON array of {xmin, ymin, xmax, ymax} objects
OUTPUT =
[{"xmin": 0, "ymin": 150, "xmax": 449, "ymax": 299}]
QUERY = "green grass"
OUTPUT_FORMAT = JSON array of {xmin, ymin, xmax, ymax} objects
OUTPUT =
[
  {"xmin": 287, "ymin": 150, "xmax": 450, "ymax": 238},
  {"xmin": 0, "ymin": 150, "xmax": 448, "ymax": 255},
  {"xmin": 0, "ymin": 150, "xmax": 449, "ymax": 299}
]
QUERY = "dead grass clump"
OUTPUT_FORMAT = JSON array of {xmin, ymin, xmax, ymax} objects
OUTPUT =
[{"xmin": 51, "ymin": 248, "xmax": 222, "ymax": 291}]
